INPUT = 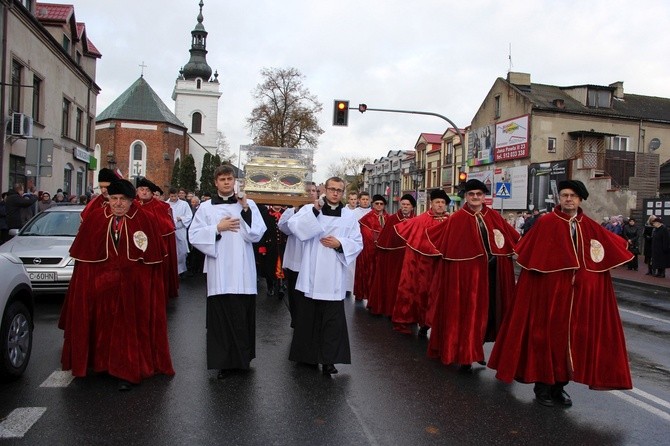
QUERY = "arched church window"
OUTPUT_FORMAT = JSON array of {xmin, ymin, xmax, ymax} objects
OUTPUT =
[
  {"xmin": 129, "ymin": 141, "xmax": 147, "ymax": 179},
  {"xmin": 192, "ymin": 112, "xmax": 202, "ymax": 133},
  {"xmin": 196, "ymin": 79, "xmax": 201, "ymax": 89}
]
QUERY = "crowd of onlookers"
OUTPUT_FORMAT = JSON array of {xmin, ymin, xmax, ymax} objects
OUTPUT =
[{"xmin": 0, "ymin": 183, "xmax": 91, "ymax": 245}]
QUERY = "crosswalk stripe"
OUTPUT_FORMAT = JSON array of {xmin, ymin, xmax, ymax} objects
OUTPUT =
[
  {"xmin": 40, "ymin": 370, "xmax": 75, "ymax": 388},
  {"xmin": 0, "ymin": 407, "xmax": 47, "ymax": 439},
  {"xmin": 630, "ymin": 387, "xmax": 670, "ymax": 411},
  {"xmin": 611, "ymin": 391, "xmax": 670, "ymax": 423}
]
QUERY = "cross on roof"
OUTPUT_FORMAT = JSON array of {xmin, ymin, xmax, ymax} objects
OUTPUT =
[{"xmin": 139, "ymin": 61, "xmax": 148, "ymax": 77}]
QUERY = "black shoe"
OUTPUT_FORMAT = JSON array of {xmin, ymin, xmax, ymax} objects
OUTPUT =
[
  {"xmin": 551, "ymin": 386, "xmax": 573, "ymax": 407},
  {"xmin": 217, "ymin": 369, "xmax": 231, "ymax": 380},
  {"xmin": 417, "ymin": 326, "xmax": 429, "ymax": 338},
  {"xmin": 534, "ymin": 383, "xmax": 554, "ymax": 407},
  {"xmin": 645, "ymin": 272, "xmax": 653, "ymax": 276},
  {"xmin": 322, "ymin": 364, "xmax": 338, "ymax": 375},
  {"xmin": 118, "ymin": 380, "xmax": 132, "ymax": 391},
  {"xmin": 654, "ymin": 273, "xmax": 666, "ymax": 278},
  {"xmin": 458, "ymin": 364, "xmax": 473, "ymax": 374}
]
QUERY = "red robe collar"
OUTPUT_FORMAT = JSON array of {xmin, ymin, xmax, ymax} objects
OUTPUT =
[
  {"xmin": 515, "ymin": 205, "xmax": 633, "ymax": 272},
  {"xmin": 395, "ymin": 210, "xmax": 447, "ymax": 255},
  {"xmin": 376, "ymin": 211, "xmax": 415, "ymax": 249},
  {"xmin": 426, "ymin": 203, "xmax": 519, "ymax": 260},
  {"xmin": 70, "ymin": 203, "xmax": 164, "ymax": 263}
]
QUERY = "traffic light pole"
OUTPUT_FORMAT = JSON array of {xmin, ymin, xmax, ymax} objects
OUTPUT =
[{"xmin": 355, "ymin": 105, "xmax": 466, "ymax": 172}]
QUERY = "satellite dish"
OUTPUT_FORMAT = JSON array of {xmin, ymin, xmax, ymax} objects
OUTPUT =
[{"xmin": 649, "ymin": 138, "xmax": 661, "ymax": 151}]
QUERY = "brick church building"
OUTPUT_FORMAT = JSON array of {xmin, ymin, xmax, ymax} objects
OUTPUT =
[{"xmin": 94, "ymin": 0, "xmax": 220, "ymax": 192}]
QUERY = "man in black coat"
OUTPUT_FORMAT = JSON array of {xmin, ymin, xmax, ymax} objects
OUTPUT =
[
  {"xmin": 650, "ymin": 217, "xmax": 670, "ymax": 278},
  {"xmin": 5, "ymin": 184, "xmax": 37, "ymax": 231}
]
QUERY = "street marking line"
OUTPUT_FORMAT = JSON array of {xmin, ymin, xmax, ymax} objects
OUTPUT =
[
  {"xmin": 346, "ymin": 399, "xmax": 380, "ymax": 446},
  {"xmin": 40, "ymin": 370, "xmax": 75, "ymax": 388},
  {"xmin": 611, "ymin": 391, "xmax": 670, "ymax": 423},
  {"xmin": 620, "ymin": 308, "xmax": 670, "ymax": 325},
  {"xmin": 0, "ymin": 407, "xmax": 47, "ymax": 439},
  {"xmin": 630, "ymin": 387, "xmax": 670, "ymax": 411}
]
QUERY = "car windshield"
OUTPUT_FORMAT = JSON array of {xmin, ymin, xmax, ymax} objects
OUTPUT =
[{"xmin": 20, "ymin": 211, "xmax": 81, "ymax": 237}]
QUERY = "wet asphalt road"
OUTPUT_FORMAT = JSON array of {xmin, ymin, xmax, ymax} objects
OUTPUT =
[{"xmin": 1, "ymin": 276, "xmax": 669, "ymax": 445}]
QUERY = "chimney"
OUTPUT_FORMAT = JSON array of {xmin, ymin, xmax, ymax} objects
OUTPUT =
[
  {"xmin": 507, "ymin": 72, "xmax": 531, "ymax": 87},
  {"xmin": 609, "ymin": 81, "xmax": 624, "ymax": 99}
]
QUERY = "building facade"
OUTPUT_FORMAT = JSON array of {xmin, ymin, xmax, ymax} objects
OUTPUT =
[
  {"xmin": 467, "ymin": 72, "xmax": 670, "ymax": 218},
  {"xmin": 1, "ymin": 0, "xmax": 101, "ymax": 195}
]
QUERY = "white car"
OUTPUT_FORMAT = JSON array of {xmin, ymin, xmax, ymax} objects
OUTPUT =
[
  {"xmin": 0, "ymin": 205, "xmax": 84, "ymax": 294},
  {"xmin": 0, "ymin": 252, "xmax": 34, "ymax": 380}
]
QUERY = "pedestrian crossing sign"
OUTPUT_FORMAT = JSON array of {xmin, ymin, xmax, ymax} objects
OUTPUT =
[{"xmin": 495, "ymin": 182, "xmax": 511, "ymax": 198}]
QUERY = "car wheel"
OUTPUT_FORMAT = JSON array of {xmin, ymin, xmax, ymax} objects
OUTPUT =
[{"xmin": 0, "ymin": 301, "xmax": 33, "ymax": 380}]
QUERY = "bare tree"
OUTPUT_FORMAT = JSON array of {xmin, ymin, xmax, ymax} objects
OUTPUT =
[
  {"xmin": 247, "ymin": 67, "xmax": 324, "ymax": 150},
  {"xmin": 216, "ymin": 131, "xmax": 236, "ymax": 164},
  {"xmin": 327, "ymin": 156, "xmax": 370, "ymax": 178}
]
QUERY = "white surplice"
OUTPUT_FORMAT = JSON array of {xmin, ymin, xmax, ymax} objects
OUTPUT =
[
  {"xmin": 167, "ymin": 198, "xmax": 193, "ymax": 274},
  {"xmin": 188, "ymin": 199, "xmax": 266, "ymax": 296},
  {"xmin": 278, "ymin": 207, "xmax": 303, "ymax": 272},
  {"xmin": 288, "ymin": 205, "xmax": 363, "ymax": 301}
]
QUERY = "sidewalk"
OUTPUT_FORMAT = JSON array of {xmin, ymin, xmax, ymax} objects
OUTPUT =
[{"xmin": 610, "ymin": 265, "xmax": 670, "ymax": 316}]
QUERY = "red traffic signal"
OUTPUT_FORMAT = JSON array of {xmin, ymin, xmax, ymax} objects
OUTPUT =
[{"xmin": 333, "ymin": 100, "xmax": 349, "ymax": 126}]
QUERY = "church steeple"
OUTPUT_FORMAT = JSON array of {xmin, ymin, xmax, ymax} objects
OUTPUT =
[{"xmin": 181, "ymin": 0, "xmax": 212, "ymax": 81}]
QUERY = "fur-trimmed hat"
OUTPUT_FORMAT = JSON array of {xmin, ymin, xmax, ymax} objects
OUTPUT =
[
  {"xmin": 463, "ymin": 179, "xmax": 489, "ymax": 194},
  {"xmin": 136, "ymin": 177, "xmax": 160, "ymax": 193},
  {"xmin": 558, "ymin": 180, "xmax": 589, "ymax": 200},
  {"xmin": 107, "ymin": 179, "xmax": 136, "ymax": 198},
  {"xmin": 372, "ymin": 194, "xmax": 387, "ymax": 205},
  {"xmin": 400, "ymin": 193, "xmax": 417, "ymax": 208},
  {"xmin": 430, "ymin": 189, "xmax": 451, "ymax": 203},
  {"xmin": 98, "ymin": 168, "xmax": 118, "ymax": 183}
]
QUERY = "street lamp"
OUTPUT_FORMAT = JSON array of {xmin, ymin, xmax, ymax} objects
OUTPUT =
[{"xmin": 410, "ymin": 163, "xmax": 424, "ymax": 210}]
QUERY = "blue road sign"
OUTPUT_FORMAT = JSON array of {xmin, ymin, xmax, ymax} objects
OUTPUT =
[{"xmin": 495, "ymin": 182, "xmax": 511, "ymax": 198}]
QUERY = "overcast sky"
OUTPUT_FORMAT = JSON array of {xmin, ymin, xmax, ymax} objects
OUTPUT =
[{"xmin": 72, "ymin": 0, "xmax": 670, "ymax": 182}]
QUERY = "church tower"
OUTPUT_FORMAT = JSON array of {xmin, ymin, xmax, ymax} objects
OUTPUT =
[{"xmin": 172, "ymin": 0, "xmax": 222, "ymax": 184}]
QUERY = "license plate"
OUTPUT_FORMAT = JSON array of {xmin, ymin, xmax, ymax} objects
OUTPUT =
[{"xmin": 29, "ymin": 272, "xmax": 56, "ymax": 281}]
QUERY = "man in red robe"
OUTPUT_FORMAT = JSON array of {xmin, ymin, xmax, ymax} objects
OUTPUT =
[
  {"xmin": 136, "ymin": 177, "xmax": 179, "ymax": 298},
  {"xmin": 59, "ymin": 179, "xmax": 174, "ymax": 390},
  {"xmin": 367, "ymin": 194, "xmax": 416, "ymax": 315},
  {"xmin": 80, "ymin": 168, "xmax": 118, "ymax": 221},
  {"xmin": 426, "ymin": 180, "xmax": 519, "ymax": 371},
  {"xmin": 354, "ymin": 194, "xmax": 388, "ymax": 302},
  {"xmin": 488, "ymin": 180, "xmax": 633, "ymax": 407},
  {"xmin": 392, "ymin": 189, "xmax": 450, "ymax": 336}
]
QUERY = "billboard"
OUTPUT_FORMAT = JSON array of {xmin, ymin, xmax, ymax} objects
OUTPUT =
[
  {"xmin": 527, "ymin": 160, "xmax": 570, "ymax": 212},
  {"xmin": 491, "ymin": 165, "xmax": 529, "ymax": 210},
  {"xmin": 467, "ymin": 125, "xmax": 495, "ymax": 166},
  {"xmin": 495, "ymin": 115, "xmax": 529, "ymax": 161}
]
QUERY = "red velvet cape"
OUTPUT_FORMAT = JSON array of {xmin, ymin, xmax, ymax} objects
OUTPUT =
[
  {"xmin": 80, "ymin": 194, "xmax": 107, "ymax": 221},
  {"xmin": 138, "ymin": 198, "xmax": 179, "ymax": 298},
  {"xmin": 392, "ymin": 211, "xmax": 447, "ymax": 331},
  {"xmin": 354, "ymin": 210, "xmax": 388, "ymax": 300},
  {"xmin": 488, "ymin": 206, "xmax": 633, "ymax": 389},
  {"xmin": 367, "ymin": 211, "xmax": 414, "ymax": 316},
  {"xmin": 425, "ymin": 204, "xmax": 519, "ymax": 365},
  {"xmin": 59, "ymin": 203, "xmax": 174, "ymax": 383}
]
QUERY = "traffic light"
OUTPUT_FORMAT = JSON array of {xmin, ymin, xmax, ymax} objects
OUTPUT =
[
  {"xmin": 333, "ymin": 100, "xmax": 349, "ymax": 126},
  {"xmin": 458, "ymin": 170, "xmax": 467, "ymax": 184}
]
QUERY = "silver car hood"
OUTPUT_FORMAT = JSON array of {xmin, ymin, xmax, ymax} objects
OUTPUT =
[{"xmin": 0, "ymin": 236, "xmax": 74, "ymax": 257}]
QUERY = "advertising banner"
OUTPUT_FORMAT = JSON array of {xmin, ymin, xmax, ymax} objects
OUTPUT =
[
  {"xmin": 494, "ymin": 115, "xmax": 529, "ymax": 161},
  {"xmin": 527, "ymin": 160, "xmax": 570, "ymax": 212},
  {"xmin": 492, "ymin": 165, "xmax": 528, "ymax": 210},
  {"xmin": 467, "ymin": 125, "xmax": 495, "ymax": 166}
]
